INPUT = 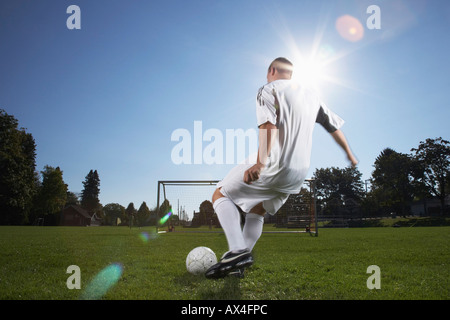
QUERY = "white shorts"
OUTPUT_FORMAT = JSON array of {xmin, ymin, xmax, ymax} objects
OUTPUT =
[{"xmin": 217, "ymin": 163, "xmax": 290, "ymax": 215}]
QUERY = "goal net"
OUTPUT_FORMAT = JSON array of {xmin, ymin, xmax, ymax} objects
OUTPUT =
[
  {"xmin": 156, "ymin": 179, "xmax": 318, "ymax": 236},
  {"xmin": 156, "ymin": 180, "xmax": 219, "ymax": 229}
]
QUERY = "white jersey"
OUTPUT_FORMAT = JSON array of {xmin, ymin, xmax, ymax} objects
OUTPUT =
[{"xmin": 255, "ymin": 79, "xmax": 344, "ymax": 193}]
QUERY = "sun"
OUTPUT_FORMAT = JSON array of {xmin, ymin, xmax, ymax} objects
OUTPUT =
[
  {"xmin": 291, "ymin": 55, "xmax": 326, "ymax": 90},
  {"xmin": 263, "ymin": 9, "xmax": 370, "ymax": 97}
]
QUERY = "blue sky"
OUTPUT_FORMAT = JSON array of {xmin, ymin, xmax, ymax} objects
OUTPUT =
[{"xmin": 1, "ymin": 0, "xmax": 449, "ymax": 215}]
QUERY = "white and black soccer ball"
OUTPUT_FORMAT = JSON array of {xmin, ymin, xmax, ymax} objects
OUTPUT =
[{"xmin": 186, "ymin": 246, "xmax": 217, "ymax": 275}]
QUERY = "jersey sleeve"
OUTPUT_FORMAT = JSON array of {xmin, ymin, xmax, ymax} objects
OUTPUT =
[
  {"xmin": 316, "ymin": 101, "xmax": 345, "ymax": 133},
  {"xmin": 256, "ymin": 85, "xmax": 278, "ymax": 126}
]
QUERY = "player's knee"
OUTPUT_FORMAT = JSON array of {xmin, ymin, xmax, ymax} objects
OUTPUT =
[
  {"xmin": 250, "ymin": 203, "xmax": 265, "ymax": 215},
  {"xmin": 212, "ymin": 188, "xmax": 224, "ymax": 204}
]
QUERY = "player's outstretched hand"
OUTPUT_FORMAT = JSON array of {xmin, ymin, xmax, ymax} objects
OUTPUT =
[
  {"xmin": 348, "ymin": 154, "xmax": 358, "ymax": 168},
  {"xmin": 244, "ymin": 163, "xmax": 265, "ymax": 184}
]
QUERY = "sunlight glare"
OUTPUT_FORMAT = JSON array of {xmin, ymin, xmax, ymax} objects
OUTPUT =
[
  {"xmin": 292, "ymin": 55, "xmax": 326, "ymax": 90},
  {"xmin": 268, "ymin": 8, "xmax": 369, "ymax": 96}
]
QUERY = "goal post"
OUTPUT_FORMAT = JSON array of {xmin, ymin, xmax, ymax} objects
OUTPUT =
[
  {"xmin": 273, "ymin": 179, "xmax": 318, "ymax": 236},
  {"xmin": 156, "ymin": 180, "xmax": 219, "ymax": 229},
  {"xmin": 156, "ymin": 179, "xmax": 318, "ymax": 236}
]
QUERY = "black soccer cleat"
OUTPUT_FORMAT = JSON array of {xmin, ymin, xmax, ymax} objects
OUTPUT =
[
  {"xmin": 228, "ymin": 268, "xmax": 245, "ymax": 279},
  {"xmin": 205, "ymin": 249, "xmax": 253, "ymax": 279}
]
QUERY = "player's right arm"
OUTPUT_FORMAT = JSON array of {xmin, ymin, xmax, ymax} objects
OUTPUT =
[
  {"xmin": 244, "ymin": 121, "xmax": 277, "ymax": 184},
  {"xmin": 245, "ymin": 85, "xmax": 280, "ymax": 184}
]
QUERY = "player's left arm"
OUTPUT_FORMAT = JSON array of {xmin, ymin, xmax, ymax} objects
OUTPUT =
[
  {"xmin": 244, "ymin": 121, "xmax": 277, "ymax": 184},
  {"xmin": 330, "ymin": 129, "xmax": 358, "ymax": 167},
  {"xmin": 316, "ymin": 102, "xmax": 358, "ymax": 167}
]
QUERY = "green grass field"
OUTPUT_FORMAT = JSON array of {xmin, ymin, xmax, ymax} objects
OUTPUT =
[{"xmin": 0, "ymin": 225, "xmax": 449, "ymax": 300}]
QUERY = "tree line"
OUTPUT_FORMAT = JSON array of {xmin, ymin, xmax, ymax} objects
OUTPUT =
[
  {"xmin": 0, "ymin": 109, "xmax": 164, "ymax": 226},
  {"xmin": 313, "ymin": 137, "xmax": 450, "ymax": 217},
  {"xmin": 166, "ymin": 136, "xmax": 450, "ymax": 227},
  {"xmin": 1, "ymin": 109, "xmax": 449, "ymax": 225}
]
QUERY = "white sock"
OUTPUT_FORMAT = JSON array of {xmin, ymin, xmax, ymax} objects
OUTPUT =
[
  {"xmin": 213, "ymin": 197, "xmax": 247, "ymax": 252},
  {"xmin": 243, "ymin": 213, "xmax": 264, "ymax": 252}
]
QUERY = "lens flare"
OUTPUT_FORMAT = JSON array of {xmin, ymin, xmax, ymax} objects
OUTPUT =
[
  {"xmin": 80, "ymin": 263, "xmax": 123, "ymax": 300},
  {"xmin": 139, "ymin": 231, "xmax": 150, "ymax": 243},
  {"xmin": 138, "ymin": 230, "xmax": 158, "ymax": 243},
  {"xmin": 159, "ymin": 209, "xmax": 173, "ymax": 225},
  {"xmin": 335, "ymin": 15, "xmax": 364, "ymax": 42}
]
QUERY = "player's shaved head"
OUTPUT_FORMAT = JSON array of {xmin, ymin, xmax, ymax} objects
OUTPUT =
[{"xmin": 268, "ymin": 57, "xmax": 293, "ymax": 79}]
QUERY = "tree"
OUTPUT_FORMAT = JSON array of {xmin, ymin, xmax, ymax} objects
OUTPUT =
[
  {"xmin": 411, "ymin": 137, "xmax": 450, "ymax": 215},
  {"xmin": 313, "ymin": 166, "xmax": 364, "ymax": 218},
  {"xmin": 158, "ymin": 199, "xmax": 172, "ymax": 220},
  {"xmin": 371, "ymin": 148, "xmax": 416, "ymax": 216},
  {"xmin": 155, "ymin": 199, "xmax": 173, "ymax": 227},
  {"xmin": 192, "ymin": 200, "xmax": 215, "ymax": 227},
  {"xmin": 103, "ymin": 203, "xmax": 125, "ymax": 226},
  {"xmin": 125, "ymin": 202, "xmax": 137, "ymax": 227},
  {"xmin": 33, "ymin": 166, "xmax": 68, "ymax": 225},
  {"xmin": 314, "ymin": 167, "xmax": 364, "ymax": 203},
  {"xmin": 81, "ymin": 170, "xmax": 101, "ymax": 213},
  {"xmin": 137, "ymin": 201, "xmax": 151, "ymax": 227},
  {"xmin": 66, "ymin": 191, "xmax": 80, "ymax": 206},
  {"xmin": 0, "ymin": 109, "xmax": 37, "ymax": 224}
]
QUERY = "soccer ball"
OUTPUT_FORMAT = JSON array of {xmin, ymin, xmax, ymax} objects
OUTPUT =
[{"xmin": 186, "ymin": 246, "xmax": 217, "ymax": 275}]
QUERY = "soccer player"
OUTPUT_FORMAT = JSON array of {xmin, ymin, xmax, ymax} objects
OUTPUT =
[{"xmin": 205, "ymin": 57, "xmax": 358, "ymax": 279}]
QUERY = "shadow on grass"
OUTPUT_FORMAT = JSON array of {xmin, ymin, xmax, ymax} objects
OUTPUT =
[
  {"xmin": 200, "ymin": 276, "xmax": 242, "ymax": 300},
  {"xmin": 174, "ymin": 273, "xmax": 242, "ymax": 300}
]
